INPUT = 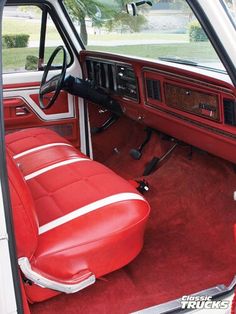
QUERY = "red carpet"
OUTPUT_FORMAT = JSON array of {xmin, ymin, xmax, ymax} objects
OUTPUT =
[{"xmin": 31, "ymin": 116, "xmax": 236, "ymax": 314}]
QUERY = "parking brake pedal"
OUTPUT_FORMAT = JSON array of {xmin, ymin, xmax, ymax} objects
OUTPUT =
[{"xmin": 130, "ymin": 128, "xmax": 153, "ymax": 160}]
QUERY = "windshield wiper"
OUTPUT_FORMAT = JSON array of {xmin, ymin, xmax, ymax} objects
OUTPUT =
[
  {"xmin": 158, "ymin": 57, "xmax": 226, "ymax": 73},
  {"xmin": 158, "ymin": 57, "xmax": 198, "ymax": 66}
]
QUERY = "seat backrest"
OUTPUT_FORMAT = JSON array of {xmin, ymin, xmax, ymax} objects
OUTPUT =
[{"xmin": 6, "ymin": 151, "xmax": 38, "ymax": 259}]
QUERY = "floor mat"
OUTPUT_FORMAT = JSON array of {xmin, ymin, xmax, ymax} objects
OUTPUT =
[{"xmin": 31, "ymin": 145, "xmax": 236, "ymax": 314}]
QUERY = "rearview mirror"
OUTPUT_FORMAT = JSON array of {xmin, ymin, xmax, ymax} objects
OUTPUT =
[
  {"xmin": 126, "ymin": 1, "xmax": 152, "ymax": 16},
  {"xmin": 126, "ymin": 2, "xmax": 137, "ymax": 16}
]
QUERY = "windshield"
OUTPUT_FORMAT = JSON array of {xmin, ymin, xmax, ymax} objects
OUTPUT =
[{"xmin": 64, "ymin": 0, "xmax": 235, "ymax": 73}]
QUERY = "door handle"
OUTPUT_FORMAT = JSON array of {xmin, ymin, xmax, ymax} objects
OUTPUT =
[{"xmin": 15, "ymin": 106, "xmax": 30, "ymax": 116}]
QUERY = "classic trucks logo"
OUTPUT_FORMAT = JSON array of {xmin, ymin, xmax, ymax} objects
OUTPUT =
[{"xmin": 181, "ymin": 295, "xmax": 230, "ymax": 310}]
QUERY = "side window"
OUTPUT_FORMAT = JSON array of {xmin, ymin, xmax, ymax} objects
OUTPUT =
[
  {"xmin": 2, "ymin": 5, "xmax": 69, "ymax": 74},
  {"xmin": 3, "ymin": 5, "xmax": 42, "ymax": 73},
  {"xmin": 44, "ymin": 16, "xmax": 65, "ymax": 65}
]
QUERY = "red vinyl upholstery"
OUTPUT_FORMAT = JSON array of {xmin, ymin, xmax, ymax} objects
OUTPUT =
[{"xmin": 6, "ymin": 128, "xmax": 150, "ymax": 303}]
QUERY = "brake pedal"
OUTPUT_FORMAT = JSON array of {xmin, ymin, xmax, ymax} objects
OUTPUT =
[
  {"xmin": 143, "ymin": 142, "xmax": 178, "ymax": 176},
  {"xmin": 143, "ymin": 157, "xmax": 160, "ymax": 176}
]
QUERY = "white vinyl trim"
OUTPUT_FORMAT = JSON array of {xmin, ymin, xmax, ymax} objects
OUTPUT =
[
  {"xmin": 39, "ymin": 192, "xmax": 145, "ymax": 235},
  {"xmin": 18, "ymin": 257, "xmax": 95, "ymax": 294},
  {"xmin": 78, "ymin": 99, "xmax": 93, "ymax": 159},
  {"xmin": 3, "ymin": 92, "xmax": 75, "ymax": 121},
  {"xmin": 25, "ymin": 158, "xmax": 89, "ymax": 181},
  {"xmin": 13, "ymin": 143, "xmax": 73, "ymax": 159},
  {"xmin": 78, "ymin": 98, "xmax": 87, "ymax": 155},
  {"xmin": 87, "ymin": 105, "xmax": 93, "ymax": 160}
]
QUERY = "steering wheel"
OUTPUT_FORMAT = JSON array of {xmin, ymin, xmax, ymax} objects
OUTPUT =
[{"xmin": 39, "ymin": 46, "xmax": 67, "ymax": 109}]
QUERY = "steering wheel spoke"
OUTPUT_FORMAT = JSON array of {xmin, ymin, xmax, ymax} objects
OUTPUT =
[
  {"xmin": 41, "ymin": 81, "xmax": 56, "ymax": 96},
  {"xmin": 39, "ymin": 46, "xmax": 67, "ymax": 109}
]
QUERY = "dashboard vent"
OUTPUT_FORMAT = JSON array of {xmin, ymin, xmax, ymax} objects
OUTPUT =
[
  {"xmin": 223, "ymin": 99, "xmax": 236, "ymax": 126},
  {"xmin": 86, "ymin": 60, "xmax": 93, "ymax": 81},
  {"xmin": 85, "ymin": 59, "xmax": 138, "ymax": 101},
  {"xmin": 86, "ymin": 60, "xmax": 116, "ymax": 91},
  {"xmin": 146, "ymin": 79, "xmax": 161, "ymax": 101},
  {"xmin": 107, "ymin": 63, "xmax": 115, "ymax": 91}
]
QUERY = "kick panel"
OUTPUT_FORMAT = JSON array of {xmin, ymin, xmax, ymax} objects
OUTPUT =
[{"xmin": 164, "ymin": 83, "xmax": 220, "ymax": 121}]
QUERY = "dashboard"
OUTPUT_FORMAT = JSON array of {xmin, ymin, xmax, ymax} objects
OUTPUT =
[{"xmin": 80, "ymin": 51, "xmax": 236, "ymax": 165}]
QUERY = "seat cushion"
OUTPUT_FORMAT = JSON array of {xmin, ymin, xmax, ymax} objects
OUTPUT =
[
  {"xmin": 6, "ymin": 128, "xmax": 150, "ymax": 303},
  {"xmin": 6, "ymin": 128, "xmax": 85, "ymax": 176},
  {"xmin": 6, "ymin": 128, "xmax": 69, "ymax": 157}
]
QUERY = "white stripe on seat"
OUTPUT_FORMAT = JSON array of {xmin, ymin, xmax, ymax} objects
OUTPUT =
[
  {"xmin": 13, "ymin": 143, "xmax": 73, "ymax": 159},
  {"xmin": 25, "ymin": 158, "xmax": 90, "ymax": 181},
  {"xmin": 39, "ymin": 192, "xmax": 145, "ymax": 235}
]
